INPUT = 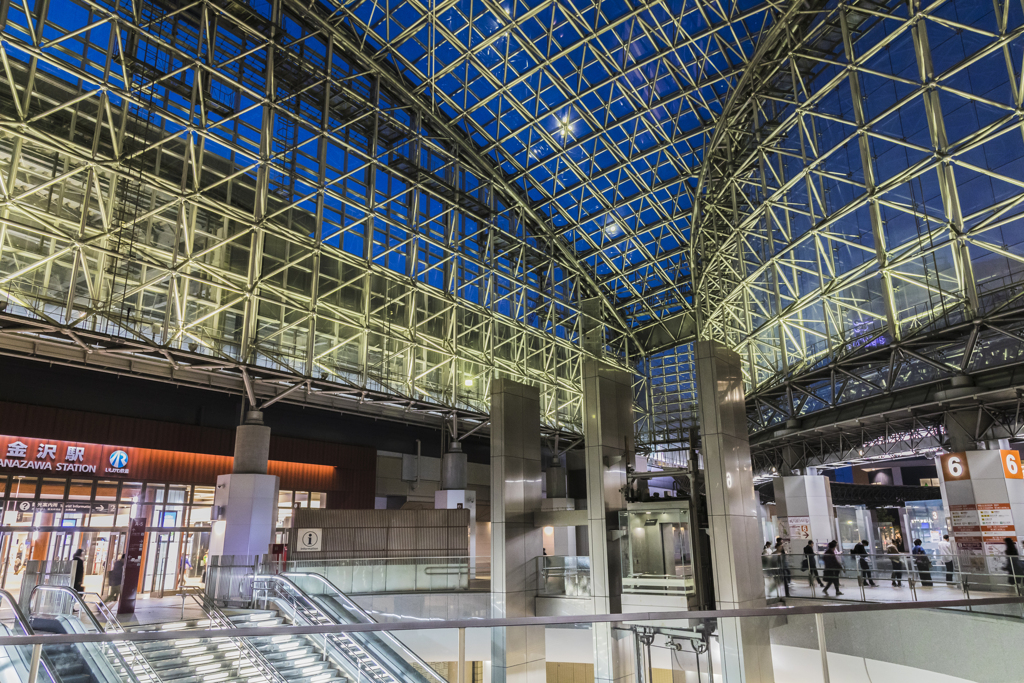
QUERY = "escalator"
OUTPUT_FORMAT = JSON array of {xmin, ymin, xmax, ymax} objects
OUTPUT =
[
  {"xmin": 253, "ymin": 574, "xmax": 447, "ymax": 683},
  {"xmin": 27, "ymin": 586, "xmax": 152, "ymax": 683}
]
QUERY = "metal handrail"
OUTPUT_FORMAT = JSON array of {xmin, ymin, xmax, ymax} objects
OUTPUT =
[
  {"xmin": 281, "ymin": 571, "xmax": 449, "ymax": 683},
  {"xmin": 254, "ymin": 573, "xmax": 398, "ymax": 683},
  {"xmin": 178, "ymin": 586, "xmax": 289, "ymax": 683},
  {"xmin": 28, "ymin": 586, "xmax": 149, "ymax": 683}
]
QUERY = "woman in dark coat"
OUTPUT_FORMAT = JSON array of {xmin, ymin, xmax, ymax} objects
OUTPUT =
[
  {"xmin": 71, "ymin": 549, "xmax": 86, "ymax": 594},
  {"xmin": 912, "ymin": 539, "xmax": 932, "ymax": 586},
  {"xmin": 821, "ymin": 540, "xmax": 844, "ymax": 596}
]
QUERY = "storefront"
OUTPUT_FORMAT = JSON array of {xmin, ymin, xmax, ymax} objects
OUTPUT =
[{"xmin": 0, "ymin": 433, "xmax": 350, "ymax": 600}]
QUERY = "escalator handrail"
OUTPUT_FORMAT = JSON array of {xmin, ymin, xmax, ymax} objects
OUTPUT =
[
  {"xmin": 279, "ymin": 572, "xmax": 447, "ymax": 683},
  {"xmin": 0, "ymin": 589, "xmax": 33, "ymax": 637},
  {"xmin": 253, "ymin": 574, "xmax": 395, "ymax": 683},
  {"xmin": 0, "ymin": 588, "xmax": 59, "ymax": 683},
  {"xmin": 28, "ymin": 586, "xmax": 149, "ymax": 683}
]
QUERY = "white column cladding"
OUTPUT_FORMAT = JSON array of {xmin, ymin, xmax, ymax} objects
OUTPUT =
[
  {"xmin": 937, "ymin": 449, "xmax": 1024, "ymax": 579},
  {"xmin": 209, "ymin": 411, "xmax": 280, "ymax": 558},
  {"xmin": 695, "ymin": 341, "xmax": 775, "ymax": 683},
  {"xmin": 582, "ymin": 360, "xmax": 635, "ymax": 683},
  {"xmin": 774, "ymin": 476, "xmax": 835, "ymax": 546},
  {"xmin": 490, "ymin": 379, "xmax": 546, "ymax": 683}
]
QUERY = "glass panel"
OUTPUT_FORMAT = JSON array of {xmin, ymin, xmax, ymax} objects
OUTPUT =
[
  {"xmin": 310, "ymin": 492, "xmax": 324, "ymax": 508},
  {"xmin": 117, "ymin": 481, "xmax": 143, "ymax": 526}
]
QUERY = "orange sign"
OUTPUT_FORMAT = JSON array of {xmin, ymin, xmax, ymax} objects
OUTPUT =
[
  {"xmin": 941, "ymin": 452, "xmax": 970, "ymax": 481},
  {"xmin": 1001, "ymin": 450, "xmax": 1023, "ymax": 480}
]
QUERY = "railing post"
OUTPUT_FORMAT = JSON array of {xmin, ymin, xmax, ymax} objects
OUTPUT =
[
  {"xmin": 28, "ymin": 642, "xmax": 42, "ymax": 683},
  {"xmin": 458, "ymin": 627, "xmax": 466, "ymax": 683},
  {"xmin": 814, "ymin": 613, "xmax": 830, "ymax": 683}
]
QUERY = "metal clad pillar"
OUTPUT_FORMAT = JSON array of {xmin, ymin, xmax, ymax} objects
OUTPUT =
[
  {"xmin": 695, "ymin": 341, "xmax": 775, "ymax": 683},
  {"xmin": 491, "ymin": 379, "xmax": 546, "ymax": 683},
  {"xmin": 582, "ymin": 360, "xmax": 634, "ymax": 683}
]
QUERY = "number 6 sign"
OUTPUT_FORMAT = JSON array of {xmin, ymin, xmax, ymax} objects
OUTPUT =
[
  {"xmin": 1001, "ymin": 450, "xmax": 1023, "ymax": 480},
  {"xmin": 941, "ymin": 452, "xmax": 971, "ymax": 480}
]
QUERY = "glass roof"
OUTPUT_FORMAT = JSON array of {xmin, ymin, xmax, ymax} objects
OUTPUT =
[{"xmin": 331, "ymin": 0, "xmax": 775, "ymax": 329}]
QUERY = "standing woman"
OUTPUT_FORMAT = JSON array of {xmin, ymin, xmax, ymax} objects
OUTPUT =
[
  {"xmin": 887, "ymin": 541, "xmax": 904, "ymax": 587},
  {"xmin": 822, "ymin": 540, "xmax": 844, "ymax": 596},
  {"xmin": 71, "ymin": 549, "xmax": 86, "ymax": 594},
  {"xmin": 912, "ymin": 539, "xmax": 933, "ymax": 586}
]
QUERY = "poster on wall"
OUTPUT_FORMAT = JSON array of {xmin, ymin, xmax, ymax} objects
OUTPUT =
[
  {"xmin": 786, "ymin": 516, "xmax": 811, "ymax": 542},
  {"xmin": 117, "ymin": 517, "xmax": 147, "ymax": 615}
]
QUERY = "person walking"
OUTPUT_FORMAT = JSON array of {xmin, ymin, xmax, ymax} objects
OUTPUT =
[
  {"xmin": 938, "ymin": 534, "xmax": 954, "ymax": 584},
  {"xmin": 762, "ymin": 541, "xmax": 773, "ymax": 556},
  {"xmin": 887, "ymin": 541, "xmax": 904, "ymax": 587},
  {"xmin": 912, "ymin": 539, "xmax": 933, "ymax": 586},
  {"xmin": 1004, "ymin": 537, "xmax": 1023, "ymax": 589},
  {"xmin": 773, "ymin": 539, "xmax": 791, "ymax": 597},
  {"xmin": 107, "ymin": 555, "xmax": 124, "ymax": 603},
  {"xmin": 851, "ymin": 539, "xmax": 877, "ymax": 587},
  {"xmin": 821, "ymin": 540, "xmax": 843, "ymax": 596},
  {"xmin": 71, "ymin": 549, "xmax": 86, "ymax": 595},
  {"xmin": 803, "ymin": 540, "xmax": 824, "ymax": 588}
]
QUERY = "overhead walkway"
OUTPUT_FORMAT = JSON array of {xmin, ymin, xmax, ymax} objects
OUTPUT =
[{"xmin": 764, "ymin": 551, "xmax": 1024, "ymax": 604}]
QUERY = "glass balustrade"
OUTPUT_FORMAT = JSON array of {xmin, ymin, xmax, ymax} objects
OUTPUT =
[{"xmin": 0, "ymin": 593, "xmax": 1020, "ymax": 683}]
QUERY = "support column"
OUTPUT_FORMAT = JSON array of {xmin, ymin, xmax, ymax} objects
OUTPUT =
[
  {"xmin": 582, "ymin": 360, "xmax": 634, "ymax": 683},
  {"xmin": 695, "ymin": 342, "xmax": 775, "ymax": 683},
  {"xmin": 490, "ymin": 380, "xmax": 545, "ymax": 683},
  {"xmin": 209, "ymin": 411, "xmax": 280, "ymax": 558},
  {"xmin": 774, "ymin": 475, "xmax": 835, "ymax": 548},
  {"xmin": 938, "ymin": 449, "xmax": 1024, "ymax": 583},
  {"xmin": 436, "ymin": 441, "xmax": 477, "ymax": 578}
]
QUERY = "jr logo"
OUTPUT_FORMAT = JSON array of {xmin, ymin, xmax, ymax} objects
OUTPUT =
[{"xmin": 108, "ymin": 450, "xmax": 128, "ymax": 469}]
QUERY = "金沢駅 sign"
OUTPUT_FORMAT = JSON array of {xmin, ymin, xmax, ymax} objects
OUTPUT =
[{"xmin": 0, "ymin": 435, "xmax": 131, "ymax": 475}]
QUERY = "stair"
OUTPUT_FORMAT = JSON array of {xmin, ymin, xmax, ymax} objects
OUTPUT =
[{"xmin": 105, "ymin": 610, "xmax": 352, "ymax": 683}]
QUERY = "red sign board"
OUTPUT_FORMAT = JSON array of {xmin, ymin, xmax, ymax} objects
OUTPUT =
[
  {"xmin": 0, "ymin": 434, "xmax": 132, "ymax": 475},
  {"xmin": 0, "ymin": 433, "xmax": 341, "ymax": 492}
]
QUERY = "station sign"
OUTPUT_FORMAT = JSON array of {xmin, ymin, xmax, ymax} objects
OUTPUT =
[{"xmin": 0, "ymin": 435, "xmax": 132, "ymax": 475}]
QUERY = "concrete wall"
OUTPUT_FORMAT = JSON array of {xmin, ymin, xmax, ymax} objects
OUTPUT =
[{"xmin": 288, "ymin": 508, "xmax": 469, "ymax": 559}]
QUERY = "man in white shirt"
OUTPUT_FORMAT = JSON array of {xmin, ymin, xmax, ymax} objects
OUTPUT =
[{"xmin": 938, "ymin": 534, "xmax": 954, "ymax": 584}]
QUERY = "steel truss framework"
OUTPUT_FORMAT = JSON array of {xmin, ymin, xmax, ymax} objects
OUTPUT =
[
  {"xmin": 0, "ymin": 0, "xmax": 663, "ymax": 434},
  {"xmin": 3, "ymin": 0, "xmax": 1024, "ymax": 466},
  {"xmin": 684, "ymin": 0, "xmax": 1024, "ymax": 468},
  {"xmin": 0, "ymin": 0, "xmax": 778, "ymax": 438}
]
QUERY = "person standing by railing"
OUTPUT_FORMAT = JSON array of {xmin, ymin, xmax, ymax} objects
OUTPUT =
[
  {"xmin": 886, "ymin": 542, "xmax": 904, "ymax": 587},
  {"xmin": 939, "ymin": 534, "xmax": 954, "ymax": 584},
  {"xmin": 912, "ymin": 539, "xmax": 933, "ymax": 586},
  {"xmin": 803, "ymin": 540, "xmax": 824, "ymax": 589},
  {"xmin": 822, "ymin": 540, "xmax": 844, "ymax": 596}
]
